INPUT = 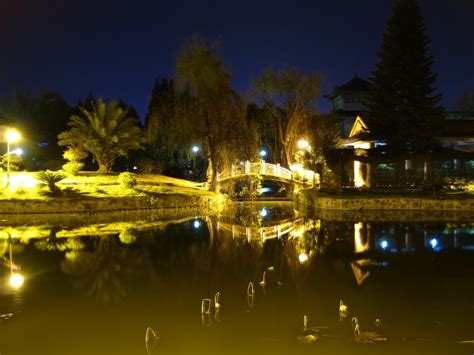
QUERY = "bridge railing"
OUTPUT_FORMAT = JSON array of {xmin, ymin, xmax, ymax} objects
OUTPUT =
[{"xmin": 217, "ymin": 160, "xmax": 317, "ymax": 187}]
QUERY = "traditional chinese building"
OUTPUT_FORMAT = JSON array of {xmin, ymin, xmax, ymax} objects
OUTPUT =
[
  {"xmin": 342, "ymin": 115, "xmax": 474, "ymax": 188},
  {"xmin": 324, "ymin": 74, "xmax": 372, "ymax": 137}
]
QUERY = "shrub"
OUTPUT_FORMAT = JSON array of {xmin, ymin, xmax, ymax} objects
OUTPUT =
[
  {"xmin": 118, "ymin": 172, "xmax": 137, "ymax": 190},
  {"xmin": 36, "ymin": 170, "xmax": 66, "ymax": 194},
  {"xmin": 135, "ymin": 159, "xmax": 163, "ymax": 174},
  {"xmin": 62, "ymin": 148, "xmax": 87, "ymax": 176},
  {"xmin": 63, "ymin": 161, "xmax": 85, "ymax": 175}
]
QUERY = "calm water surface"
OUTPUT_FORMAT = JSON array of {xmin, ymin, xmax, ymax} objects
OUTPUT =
[{"xmin": 0, "ymin": 202, "xmax": 473, "ymax": 354}]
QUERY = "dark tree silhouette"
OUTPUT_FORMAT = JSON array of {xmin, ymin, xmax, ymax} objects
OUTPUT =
[{"xmin": 365, "ymin": 0, "xmax": 445, "ymax": 152}]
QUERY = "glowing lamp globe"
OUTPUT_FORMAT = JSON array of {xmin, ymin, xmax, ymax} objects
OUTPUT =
[
  {"xmin": 6, "ymin": 129, "xmax": 21, "ymax": 143},
  {"xmin": 297, "ymin": 139, "xmax": 309, "ymax": 150}
]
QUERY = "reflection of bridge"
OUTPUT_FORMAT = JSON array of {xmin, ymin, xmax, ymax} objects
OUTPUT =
[
  {"xmin": 217, "ymin": 217, "xmax": 308, "ymax": 242},
  {"xmin": 217, "ymin": 161, "xmax": 317, "ymax": 187}
]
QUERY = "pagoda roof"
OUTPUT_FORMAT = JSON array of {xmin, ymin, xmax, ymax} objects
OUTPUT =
[{"xmin": 325, "ymin": 74, "xmax": 372, "ymax": 99}]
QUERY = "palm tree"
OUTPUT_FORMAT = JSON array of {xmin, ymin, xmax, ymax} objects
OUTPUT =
[{"xmin": 58, "ymin": 98, "xmax": 143, "ymax": 172}]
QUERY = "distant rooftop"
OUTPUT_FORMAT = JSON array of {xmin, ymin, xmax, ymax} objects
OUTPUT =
[{"xmin": 325, "ymin": 74, "xmax": 372, "ymax": 100}]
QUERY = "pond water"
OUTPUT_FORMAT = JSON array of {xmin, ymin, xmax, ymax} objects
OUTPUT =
[{"xmin": 0, "ymin": 202, "xmax": 473, "ymax": 354}]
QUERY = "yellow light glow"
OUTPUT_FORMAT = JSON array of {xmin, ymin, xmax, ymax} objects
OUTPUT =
[
  {"xmin": 298, "ymin": 252, "xmax": 308, "ymax": 263},
  {"xmin": 2, "ymin": 172, "xmax": 39, "ymax": 190},
  {"xmin": 354, "ymin": 160, "xmax": 364, "ymax": 187},
  {"xmin": 10, "ymin": 273, "xmax": 24, "ymax": 289},
  {"xmin": 290, "ymin": 163, "xmax": 304, "ymax": 176},
  {"xmin": 6, "ymin": 128, "xmax": 21, "ymax": 143},
  {"xmin": 297, "ymin": 139, "xmax": 309, "ymax": 150}
]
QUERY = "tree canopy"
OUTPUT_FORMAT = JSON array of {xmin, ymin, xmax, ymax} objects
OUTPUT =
[
  {"xmin": 254, "ymin": 67, "xmax": 323, "ymax": 167},
  {"xmin": 365, "ymin": 0, "xmax": 444, "ymax": 152},
  {"xmin": 0, "ymin": 90, "xmax": 73, "ymax": 170},
  {"xmin": 176, "ymin": 39, "xmax": 257, "ymax": 190},
  {"xmin": 58, "ymin": 98, "xmax": 144, "ymax": 171}
]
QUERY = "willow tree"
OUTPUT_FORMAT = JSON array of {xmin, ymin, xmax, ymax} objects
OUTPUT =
[
  {"xmin": 58, "ymin": 98, "xmax": 143, "ymax": 172},
  {"xmin": 176, "ymin": 39, "xmax": 257, "ymax": 191},
  {"xmin": 254, "ymin": 68, "xmax": 323, "ymax": 167}
]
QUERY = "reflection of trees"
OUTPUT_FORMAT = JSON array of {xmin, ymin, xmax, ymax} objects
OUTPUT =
[
  {"xmin": 35, "ymin": 227, "xmax": 86, "ymax": 253},
  {"xmin": 148, "ymin": 217, "xmax": 264, "ymax": 295},
  {"xmin": 35, "ymin": 227, "xmax": 66, "ymax": 251},
  {"xmin": 61, "ymin": 236, "xmax": 145, "ymax": 304}
]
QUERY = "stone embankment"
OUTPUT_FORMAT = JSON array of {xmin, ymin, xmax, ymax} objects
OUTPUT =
[
  {"xmin": 0, "ymin": 194, "xmax": 225, "ymax": 214},
  {"xmin": 295, "ymin": 191, "xmax": 474, "ymax": 222}
]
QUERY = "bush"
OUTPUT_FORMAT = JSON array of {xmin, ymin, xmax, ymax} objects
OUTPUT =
[
  {"xmin": 135, "ymin": 159, "xmax": 163, "ymax": 174},
  {"xmin": 63, "ymin": 161, "xmax": 85, "ymax": 175},
  {"xmin": 118, "ymin": 172, "xmax": 137, "ymax": 190},
  {"xmin": 36, "ymin": 170, "xmax": 66, "ymax": 194},
  {"xmin": 62, "ymin": 148, "xmax": 87, "ymax": 175}
]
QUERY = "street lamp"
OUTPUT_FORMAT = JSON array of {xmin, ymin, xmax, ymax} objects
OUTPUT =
[
  {"xmin": 297, "ymin": 139, "xmax": 310, "ymax": 150},
  {"xmin": 5, "ymin": 128, "xmax": 21, "ymax": 187},
  {"xmin": 191, "ymin": 145, "xmax": 201, "ymax": 179}
]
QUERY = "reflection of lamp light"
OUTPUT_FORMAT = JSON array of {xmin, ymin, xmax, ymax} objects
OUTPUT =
[
  {"xmin": 8, "ymin": 235, "xmax": 24, "ymax": 289},
  {"xmin": 429, "ymin": 238, "xmax": 438, "ymax": 249},
  {"xmin": 298, "ymin": 252, "xmax": 308, "ymax": 263},
  {"xmin": 380, "ymin": 240, "xmax": 389, "ymax": 250},
  {"xmin": 260, "ymin": 208, "xmax": 268, "ymax": 217},
  {"xmin": 10, "ymin": 273, "xmax": 24, "ymax": 289}
]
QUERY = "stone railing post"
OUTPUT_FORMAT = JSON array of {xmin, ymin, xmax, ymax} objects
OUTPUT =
[{"xmin": 245, "ymin": 160, "xmax": 250, "ymax": 175}]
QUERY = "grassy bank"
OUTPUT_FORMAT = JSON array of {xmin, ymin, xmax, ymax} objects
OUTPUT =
[{"xmin": 0, "ymin": 172, "xmax": 225, "ymax": 214}]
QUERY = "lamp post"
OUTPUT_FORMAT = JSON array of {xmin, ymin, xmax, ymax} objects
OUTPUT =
[
  {"xmin": 191, "ymin": 145, "xmax": 200, "ymax": 179},
  {"xmin": 5, "ymin": 128, "xmax": 21, "ymax": 187}
]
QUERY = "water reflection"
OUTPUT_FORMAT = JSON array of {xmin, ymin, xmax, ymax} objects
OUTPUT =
[
  {"xmin": 61, "ymin": 236, "xmax": 148, "ymax": 304},
  {"xmin": 0, "ymin": 204, "xmax": 473, "ymax": 354}
]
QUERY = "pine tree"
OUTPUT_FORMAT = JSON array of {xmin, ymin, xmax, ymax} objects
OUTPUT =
[
  {"xmin": 365, "ymin": 0, "xmax": 445, "ymax": 152},
  {"xmin": 144, "ymin": 78, "xmax": 180, "ymax": 166}
]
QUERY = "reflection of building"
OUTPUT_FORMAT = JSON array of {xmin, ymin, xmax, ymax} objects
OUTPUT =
[
  {"xmin": 353, "ymin": 222, "xmax": 474, "ymax": 254},
  {"xmin": 325, "ymin": 74, "xmax": 372, "ymax": 138}
]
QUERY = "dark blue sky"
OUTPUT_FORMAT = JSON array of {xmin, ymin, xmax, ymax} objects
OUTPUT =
[{"xmin": 1, "ymin": 0, "xmax": 473, "ymax": 117}]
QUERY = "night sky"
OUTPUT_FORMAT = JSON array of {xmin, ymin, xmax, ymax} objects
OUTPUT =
[{"xmin": 1, "ymin": 0, "xmax": 473, "ymax": 117}]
